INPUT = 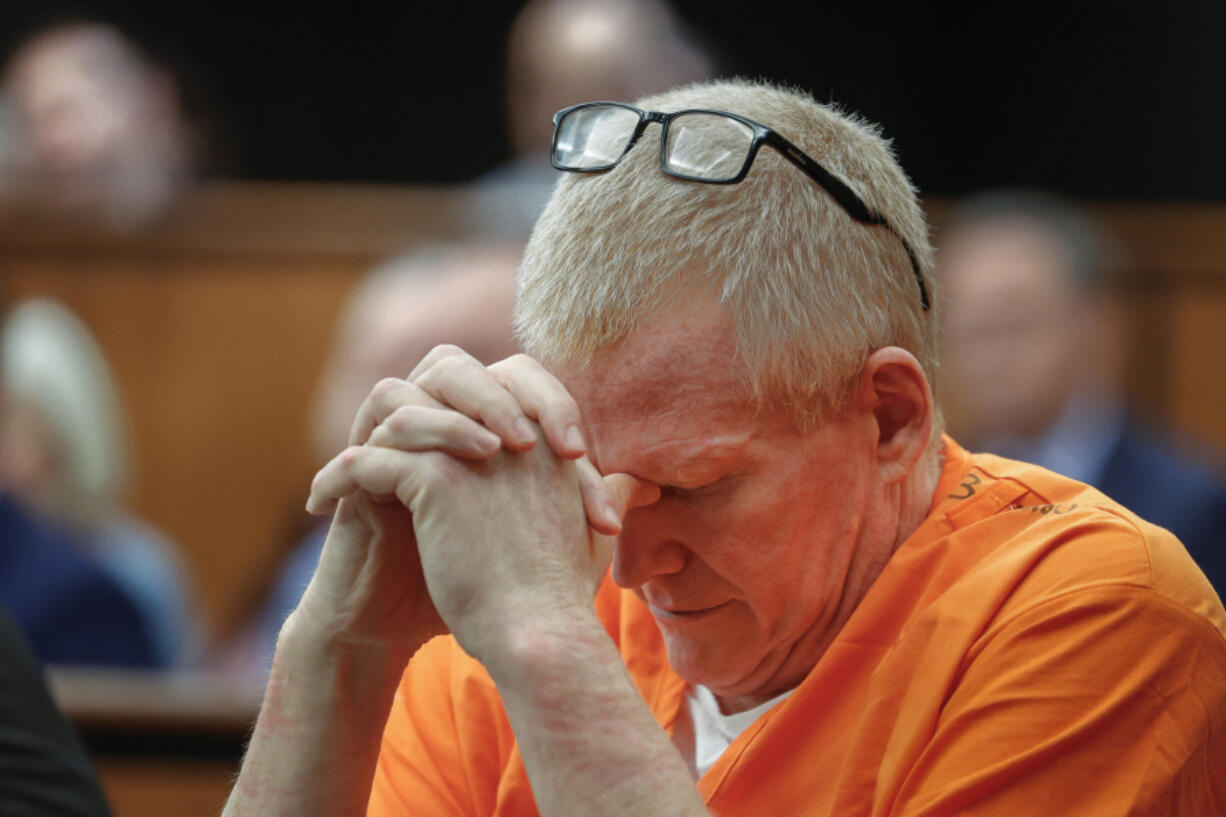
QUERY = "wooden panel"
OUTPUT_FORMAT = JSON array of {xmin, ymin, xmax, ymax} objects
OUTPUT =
[
  {"xmin": 0, "ymin": 182, "xmax": 470, "ymax": 640},
  {"xmin": 0, "ymin": 181, "xmax": 470, "ymax": 257},
  {"xmin": 1, "ymin": 258, "xmax": 363, "ymax": 638},
  {"xmin": 1168, "ymin": 288, "xmax": 1226, "ymax": 458},
  {"xmin": 95, "ymin": 759, "xmax": 237, "ymax": 817}
]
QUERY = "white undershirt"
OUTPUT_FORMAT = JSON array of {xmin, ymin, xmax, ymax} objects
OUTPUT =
[{"xmin": 682, "ymin": 684, "xmax": 793, "ymax": 778}]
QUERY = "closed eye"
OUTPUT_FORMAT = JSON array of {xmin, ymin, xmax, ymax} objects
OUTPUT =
[{"xmin": 660, "ymin": 478, "xmax": 728, "ymax": 499}]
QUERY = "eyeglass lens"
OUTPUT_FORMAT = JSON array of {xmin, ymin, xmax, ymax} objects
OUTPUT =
[
  {"xmin": 663, "ymin": 113, "xmax": 754, "ymax": 181},
  {"xmin": 554, "ymin": 105, "xmax": 642, "ymax": 170}
]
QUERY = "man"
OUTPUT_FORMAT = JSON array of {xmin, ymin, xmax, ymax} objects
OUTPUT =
[
  {"xmin": 0, "ymin": 21, "xmax": 195, "ymax": 227},
  {"xmin": 468, "ymin": 0, "xmax": 713, "ymax": 237},
  {"xmin": 938, "ymin": 191, "xmax": 1226, "ymax": 593},
  {"xmin": 225, "ymin": 80, "xmax": 1226, "ymax": 816}
]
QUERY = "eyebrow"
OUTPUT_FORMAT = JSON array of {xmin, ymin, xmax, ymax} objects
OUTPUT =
[{"xmin": 635, "ymin": 438, "xmax": 755, "ymax": 486}]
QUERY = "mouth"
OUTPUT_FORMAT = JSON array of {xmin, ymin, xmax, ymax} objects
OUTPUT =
[{"xmin": 648, "ymin": 600, "xmax": 732, "ymax": 622}]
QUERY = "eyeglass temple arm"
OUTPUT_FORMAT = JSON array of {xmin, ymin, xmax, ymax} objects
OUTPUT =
[{"xmin": 763, "ymin": 130, "xmax": 930, "ymax": 311}]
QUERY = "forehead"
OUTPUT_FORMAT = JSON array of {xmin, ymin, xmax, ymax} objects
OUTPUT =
[
  {"xmin": 554, "ymin": 294, "xmax": 766, "ymax": 472},
  {"xmin": 942, "ymin": 222, "xmax": 1074, "ymax": 303}
]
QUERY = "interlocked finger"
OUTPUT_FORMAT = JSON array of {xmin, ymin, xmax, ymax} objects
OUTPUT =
[
  {"xmin": 367, "ymin": 405, "xmax": 502, "ymax": 459},
  {"xmin": 412, "ymin": 351, "xmax": 539, "ymax": 450},
  {"xmin": 407, "ymin": 343, "xmax": 470, "ymax": 382},
  {"xmin": 307, "ymin": 445, "xmax": 426, "ymax": 516},
  {"xmin": 488, "ymin": 354, "xmax": 589, "ymax": 459},
  {"xmin": 348, "ymin": 378, "xmax": 447, "ymax": 447}
]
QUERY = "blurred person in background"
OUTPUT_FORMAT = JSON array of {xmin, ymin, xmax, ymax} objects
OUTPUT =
[
  {"xmin": 1, "ymin": 298, "xmax": 199, "ymax": 667},
  {"xmin": 939, "ymin": 190, "xmax": 1226, "ymax": 594},
  {"xmin": 468, "ymin": 0, "xmax": 714, "ymax": 237},
  {"xmin": 1, "ymin": 475, "xmax": 152, "ymax": 668},
  {"xmin": 224, "ymin": 242, "xmax": 522, "ymax": 682},
  {"xmin": 0, "ymin": 20, "xmax": 197, "ymax": 229},
  {"xmin": 0, "ymin": 602, "xmax": 113, "ymax": 816}
]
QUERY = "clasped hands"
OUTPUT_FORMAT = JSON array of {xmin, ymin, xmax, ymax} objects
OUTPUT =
[{"xmin": 296, "ymin": 345, "xmax": 649, "ymax": 670}]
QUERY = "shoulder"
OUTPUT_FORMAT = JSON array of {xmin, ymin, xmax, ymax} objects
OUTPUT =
[{"xmin": 951, "ymin": 451, "xmax": 1226, "ymax": 640}]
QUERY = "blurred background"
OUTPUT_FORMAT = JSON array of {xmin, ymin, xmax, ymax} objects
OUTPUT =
[
  {"xmin": 3, "ymin": 1, "xmax": 1224, "ymax": 195},
  {"xmin": 0, "ymin": 1, "xmax": 1224, "ymax": 815}
]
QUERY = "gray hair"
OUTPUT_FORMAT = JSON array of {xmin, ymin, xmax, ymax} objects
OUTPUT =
[{"xmin": 515, "ymin": 78, "xmax": 936, "ymax": 422}]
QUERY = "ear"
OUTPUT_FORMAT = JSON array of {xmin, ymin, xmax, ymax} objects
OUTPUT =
[{"xmin": 849, "ymin": 347, "xmax": 934, "ymax": 484}]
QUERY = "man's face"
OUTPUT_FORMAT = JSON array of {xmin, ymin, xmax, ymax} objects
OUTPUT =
[
  {"xmin": 939, "ymin": 220, "xmax": 1089, "ymax": 442},
  {"xmin": 557, "ymin": 294, "xmax": 884, "ymax": 703}
]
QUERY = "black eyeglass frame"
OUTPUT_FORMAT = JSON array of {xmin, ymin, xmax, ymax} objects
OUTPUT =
[{"xmin": 551, "ymin": 101, "xmax": 930, "ymax": 311}]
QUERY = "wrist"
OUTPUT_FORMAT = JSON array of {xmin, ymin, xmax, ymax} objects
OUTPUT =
[
  {"xmin": 480, "ymin": 604, "xmax": 612, "ymax": 690},
  {"xmin": 230, "ymin": 610, "xmax": 416, "ymax": 817},
  {"xmin": 275, "ymin": 607, "xmax": 419, "ymax": 692}
]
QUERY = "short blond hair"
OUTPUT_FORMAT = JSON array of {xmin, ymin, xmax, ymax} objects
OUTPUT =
[{"xmin": 515, "ymin": 79, "xmax": 938, "ymax": 422}]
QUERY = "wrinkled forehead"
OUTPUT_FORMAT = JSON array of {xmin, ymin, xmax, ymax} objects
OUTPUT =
[{"xmin": 551, "ymin": 294, "xmax": 761, "ymax": 464}]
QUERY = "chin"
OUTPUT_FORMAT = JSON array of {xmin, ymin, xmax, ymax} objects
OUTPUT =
[{"xmin": 662, "ymin": 634, "xmax": 757, "ymax": 692}]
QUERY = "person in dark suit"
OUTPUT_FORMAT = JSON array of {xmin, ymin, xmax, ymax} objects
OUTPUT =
[
  {"xmin": 0, "ymin": 598, "xmax": 113, "ymax": 816},
  {"xmin": 1098, "ymin": 422, "xmax": 1226, "ymax": 592},
  {"xmin": 0, "ymin": 492, "xmax": 157, "ymax": 667},
  {"xmin": 939, "ymin": 190, "xmax": 1226, "ymax": 594},
  {"xmin": 0, "ymin": 298, "xmax": 196, "ymax": 667}
]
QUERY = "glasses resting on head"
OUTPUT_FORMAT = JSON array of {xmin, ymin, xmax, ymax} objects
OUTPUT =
[{"xmin": 550, "ymin": 101, "xmax": 930, "ymax": 312}]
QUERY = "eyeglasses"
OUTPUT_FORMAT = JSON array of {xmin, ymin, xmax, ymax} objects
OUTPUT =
[{"xmin": 551, "ymin": 101, "xmax": 930, "ymax": 311}]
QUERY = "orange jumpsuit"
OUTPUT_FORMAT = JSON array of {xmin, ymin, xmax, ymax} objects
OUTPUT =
[{"xmin": 369, "ymin": 438, "xmax": 1226, "ymax": 816}]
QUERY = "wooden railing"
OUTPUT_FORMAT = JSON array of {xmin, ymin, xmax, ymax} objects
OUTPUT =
[{"xmin": 47, "ymin": 667, "xmax": 260, "ymax": 817}]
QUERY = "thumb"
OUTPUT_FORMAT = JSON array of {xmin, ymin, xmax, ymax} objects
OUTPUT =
[
  {"xmin": 602, "ymin": 473, "xmax": 661, "ymax": 527},
  {"xmin": 587, "ymin": 473, "xmax": 658, "ymax": 590}
]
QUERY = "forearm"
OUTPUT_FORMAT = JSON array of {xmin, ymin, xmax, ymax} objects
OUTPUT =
[
  {"xmin": 223, "ymin": 612, "xmax": 415, "ymax": 817},
  {"xmin": 489, "ymin": 611, "xmax": 708, "ymax": 817}
]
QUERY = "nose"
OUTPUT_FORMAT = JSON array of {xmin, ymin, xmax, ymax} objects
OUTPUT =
[{"xmin": 610, "ymin": 488, "xmax": 689, "ymax": 589}]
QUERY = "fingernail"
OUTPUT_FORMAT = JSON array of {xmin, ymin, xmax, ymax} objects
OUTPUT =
[
  {"xmin": 565, "ymin": 424, "xmax": 585, "ymax": 452},
  {"xmin": 514, "ymin": 417, "xmax": 536, "ymax": 443},
  {"xmin": 474, "ymin": 430, "xmax": 501, "ymax": 453},
  {"xmin": 602, "ymin": 503, "xmax": 622, "ymax": 530}
]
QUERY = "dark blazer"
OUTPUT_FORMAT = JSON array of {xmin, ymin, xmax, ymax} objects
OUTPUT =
[
  {"xmin": 1098, "ymin": 419, "xmax": 1226, "ymax": 597},
  {"xmin": 0, "ymin": 603, "xmax": 113, "ymax": 816},
  {"xmin": 0, "ymin": 495, "xmax": 157, "ymax": 668}
]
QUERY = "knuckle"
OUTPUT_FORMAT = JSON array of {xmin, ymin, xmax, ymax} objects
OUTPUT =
[
  {"xmin": 489, "ymin": 353, "xmax": 537, "ymax": 380},
  {"xmin": 338, "ymin": 445, "xmax": 363, "ymax": 469},
  {"xmin": 486, "ymin": 358, "xmax": 511, "ymax": 379},
  {"xmin": 485, "ymin": 395, "xmax": 523, "ymax": 425},
  {"xmin": 386, "ymin": 405, "xmax": 417, "ymax": 434},
  {"xmin": 506, "ymin": 352, "xmax": 539, "ymax": 368},
  {"xmin": 416, "ymin": 353, "xmax": 470, "ymax": 386},
  {"xmin": 370, "ymin": 377, "xmax": 403, "ymax": 400},
  {"xmin": 544, "ymin": 393, "xmax": 577, "ymax": 418},
  {"xmin": 439, "ymin": 353, "xmax": 481, "ymax": 375},
  {"xmin": 427, "ymin": 343, "xmax": 466, "ymax": 360}
]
